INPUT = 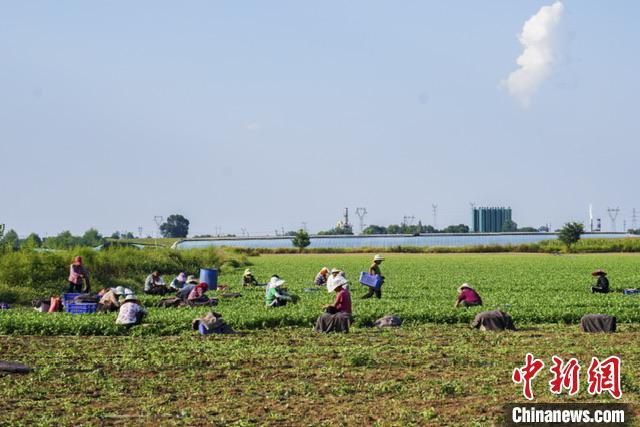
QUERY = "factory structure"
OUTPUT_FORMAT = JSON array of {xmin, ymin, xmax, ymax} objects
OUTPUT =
[{"xmin": 471, "ymin": 207, "xmax": 513, "ymax": 233}]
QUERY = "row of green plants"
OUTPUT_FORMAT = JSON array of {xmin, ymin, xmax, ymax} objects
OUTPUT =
[{"xmin": 1, "ymin": 252, "xmax": 639, "ymax": 335}]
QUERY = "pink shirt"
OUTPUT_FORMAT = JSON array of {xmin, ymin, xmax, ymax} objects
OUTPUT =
[
  {"xmin": 68, "ymin": 264, "xmax": 89, "ymax": 284},
  {"xmin": 458, "ymin": 288, "xmax": 482, "ymax": 304},
  {"xmin": 334, "ymin": 288, "xmax": 352, "ymax": 314}
]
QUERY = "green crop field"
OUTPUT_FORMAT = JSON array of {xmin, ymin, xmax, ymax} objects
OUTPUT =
[
  {"xmin": 1, "ymin": 253, "xmax": 640, "ymax": 335},
  {"xmin": 2, "ymin": 253, "xmax": 640, "ymax": 425}
]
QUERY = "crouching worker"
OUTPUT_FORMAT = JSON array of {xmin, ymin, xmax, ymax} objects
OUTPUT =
[
  {"xmin": 187, "ymin": 282, "xmax": 218, "ymax": 307},
  {"xmin": 591, "ymin": 270, "xmax": 609, "ymax": 294},
  {"xmin": 455, "ymin": 283, "xmax": 482, "ymax": 308},
  {"xmin": 315, "ymin": 267, "xmax": 329, "ymax": 286},
  {"xmin": 169, "ymin": 272, "xmax": 187, "ymax": 290},
  {"xmin": 97, "ymin": 286, "xmax": 131, "ymax": 312},
  {"xmin": 265, "ymin": 276, "xmax": 295, "ymax": 307},
  {"xmin": 144, "ymin": 270, "xmax": 169, "ymax": 295},
  {"xmin": 116, "ymin": 295, "xmax": 147, "ymax": 327},
  {"xmin": 192, "ymin": 312, "xmax": 236, "ymax": 334},
  {"xmin": 315, "ymin": 277, "xmax": 353, "ymax": 333},
  {"xmin": 241, "ymin": 269, "xmax": 259, "ymax": 287}
]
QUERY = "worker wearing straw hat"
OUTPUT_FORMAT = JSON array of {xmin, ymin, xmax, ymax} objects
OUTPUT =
[
  {"xmin": 116, "ymin": 295, "xmax": 147, "ymax": 327},
  {"xmin": 362, "ymin": 254, "xmax": 385, "ymax": 299},
  {"xmin": 591, "ymin": 270, "xmax": 610, "ymax": 294},
  {"xmin": 241, "ymin": 269, "xmax": 259, "ymax": 287}
]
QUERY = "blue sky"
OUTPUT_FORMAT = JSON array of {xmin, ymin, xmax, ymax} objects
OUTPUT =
[{"xmin": 1, "ymin": 1, "xmax": 638, "ymax": 237}]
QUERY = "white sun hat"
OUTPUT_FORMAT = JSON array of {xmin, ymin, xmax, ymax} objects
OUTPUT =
[
  {"xmin": 328, "ymin": 276, "xmax": 348, "ymax": 293},
  {"xmin": 114, "ymin": 286, "xmax": 126, "ymax": 295},
  {"xmin": 330, "ymin": 268, "xmax": 341, "ymax": 274},
  {"xmin": 269, "ymin": 276, "xmax": 286, "ymax": 288},
  {"xmin": 373, "ymin": 254, "xmax": 385, "ymax": 261},
  {"xmin": 124, "ymin": 294, "xmax": 138, "ymax": 302},
  {"xmin": 458, "ymin": 283, "xmax": 472, "ymax": 292},
  {"xmin": 244, "ymin": 269, "xmax": 253, "ymax": 275}
]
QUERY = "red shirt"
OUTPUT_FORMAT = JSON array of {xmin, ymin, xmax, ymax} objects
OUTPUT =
[
  {"xmin": 334, "ymin": 288, "xmax": 352, "ymax": 314},
  {"xmin": 458, "ymin": 288, "xmax": 482, "ymax": 304}
]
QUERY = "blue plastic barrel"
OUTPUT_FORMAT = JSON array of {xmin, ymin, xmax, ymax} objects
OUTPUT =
[{"xmin": 199, "ymin": 268, "xmax": 218, "ymax": 290}]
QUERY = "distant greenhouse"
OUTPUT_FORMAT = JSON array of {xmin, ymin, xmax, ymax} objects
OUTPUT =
[{"xmin": 471, "ymin": 207, "xmax": 513, "ymax": 233}]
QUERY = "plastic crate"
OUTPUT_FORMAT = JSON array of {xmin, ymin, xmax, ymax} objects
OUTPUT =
[
  {"xmin": 62, "ymin": 293, "xmax": 82, "ymax": 306},
  {"xmin": 623, "ymin": 289, "xmax": 640, "ymax": 295},
  {"xmin": 359, "ymin": 272, "xmax": 383, "ymax": 288},
  {"xmin": 65, "ymin": 303, "xmax": 98, "ymax": 314}
]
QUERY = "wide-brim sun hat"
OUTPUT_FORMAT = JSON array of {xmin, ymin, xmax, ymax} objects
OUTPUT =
[
  {"xmin": 124, "ymin": 295, "xmax": 138, "ymax": 302},
  {"xmin": 244, "ymin": 269, "xmax": 253, "ymax": 275},
  {"xmin": 269, "ymin": 277, "xmax": 286, "ymax": 288},
  {"xmin": 458, "ymin": 283, "xmax": 472, "ymax": 292},
  {"xmin": 330, "ymin": 268, "xmax": 341, "ymax": 274},
  {"xmin": 114, "ymin": 286, "xmax": 126, "ymax": 295},
  {"xmin": 373, "ymin": 254, "xmax": 385, "ymax": 261},
  {"xmin": 187, "ymin": 275, "xmax": 199, "ymax": 284},
  {"xmin": 328, "ymin": 277, "xmax": 348, "ymax": 293},
  {"xmin": 592, "ymin": 269, "xmax": 607, "ymax": 276}
]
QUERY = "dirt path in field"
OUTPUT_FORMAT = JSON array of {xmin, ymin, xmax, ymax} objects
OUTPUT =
[{"xmin": 1, "ymin": 325, "xmax": 638, "ymax": 426}]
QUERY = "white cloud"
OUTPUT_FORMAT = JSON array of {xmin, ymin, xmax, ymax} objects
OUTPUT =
[{"xmin": 504, "ymin": 1, "xmax": 564, "ymax": 107}]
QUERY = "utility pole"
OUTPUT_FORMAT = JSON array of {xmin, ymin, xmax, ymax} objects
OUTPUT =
[
  {"xmin": 432, "ymin": 204, "xmax": 438, "ymax": 230},
  {"xmin": 607, "ymin": 207, "xmax": 620, "ymax": 232},
  {"xmin": 355, "ymin": 207, "xmax": 367, "ymax": 234}
]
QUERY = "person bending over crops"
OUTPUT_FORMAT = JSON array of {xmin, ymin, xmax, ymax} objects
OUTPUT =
[
  {"xmin": 97, "ymin": 286, "xmax": 131, "ymax": 312},
  {"xmin": 176, "ymin": 275, "xmax": 199, "ymax": 300},
  {"xmin": 591, "ymin": 270, "xmax": 610, "ymax": 294},
  {"xmin": 241, "ymin": 269, "xmax": 259, "ymax": 287},
  {"xmin": 362, "ymin": 254, "xmax": 385, "ymax": 299},
  {"xmin": 265, "ymin": 276, "xmax": 294, "ymax": 307},
  {"xmin": 67, "ymin": 256, "xmax": 90, "ymax": 293},
  {"xmin": 315, "ymin": 276, "xmax": 353, "ymax": 333},
  {"xmin": 455, "ymin": 283, "xmax": 482, "ymax": 308},
  {"xmin": 144, "ymin": 270, "xmax": 169, "ymax": 295},
  {"xmin": 187, "ymin": 282, "xmax": 217, "ymax": 307},
  {"xmin": 116, "ymin": 295, "xmax": 147, "ymax": 327},
  {"xmin": 314, "ymin": 267, "xmax": 329, "ymax": 286},
  {"xmin": 169, "ymin": 272, "xmax": 187, "ymax": 290}
]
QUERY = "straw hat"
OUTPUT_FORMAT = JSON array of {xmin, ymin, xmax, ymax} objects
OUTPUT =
[
  {"xmin": 124, "ymin": 295, "xmax": 138, "ymax": 302},
  {"xmin": 373, "ymin": 254, "xmax": 385, "ymax": 261},
  {"xmin": 114, "ymin": 286, "xmax": 126, "ymax": 295},
  {"xmin": 458, "ymin": 283, "xmax": 472, "ymax": 292},
  {"xmin": 328, "ymin": 276, "xmax": 348, "ymax": 293},
  {"xmin": 187, "ymin": 275, "xmax": 199, "ymax": 284},
  {"xmin": 244, "ymin": 269, "xmax": 253, "ymax": 276},
  {"xmin": 330, "ymin": 268, "xmax": 341, "ymax": 274},
  {"xmin": 269, "ymin": 276, "xmax": 286, "ymax": 288},
  {"xmin": 591, "ymin": 269, "xmax": 607, "ymax": 276}
]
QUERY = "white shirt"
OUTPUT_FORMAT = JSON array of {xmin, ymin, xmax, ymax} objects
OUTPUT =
[{"xmin": 116, "ymin": 302, "xmax": 146, "ymax": 325}]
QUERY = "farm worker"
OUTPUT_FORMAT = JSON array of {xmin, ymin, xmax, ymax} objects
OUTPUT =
[
  {"xmin": 97, "ymin": 286, "xmax": 129, "ymax": 312},
  {"xmin": 241, "ymin": 269, "xmax": 259, "ymax": 287},
  {"xmin": 362, "ymin": 254, "xmax": 385, "ymax": 299},
  {"xmin": 144, "ymin": 270, "xmax": 169, "ymax": 295},
  {"xmin": 177, "ymin": 275, "xmax": 199, "ymax": 300},
  {"xmin": 591, "ymin": 270, "xmax": 610, "ymax": 294},
  {"xmin": 315, "ymin": 276, "xmax": 353, "ymax": 333},
  {"xmin": 327, "ymin": 268, "xmax": 348, "ymax": 291},
  {"xmin": 455, "ymin": 283, "xmax": 482, "ymax": 308},
  {"xmin": 67, "ymin": 256, "xmax": 90, "ymax": 293},
  {"xmin": 265, "ymin": 276, "xmax": 293, "ymax": 307},
  {"xmin": 169, "ymin": 272, "xmax": 187, "ymax": 290},
  {"xmin": 314, "ymin": 267, "xmax": 329, "ymax": 286},
  {"xmin": 187, "ymin": 282, "xmax": 214, "ymax": 306},
  {"xmin": 116, "ymin": 295, "xmax": 147, "ymax": 327}
]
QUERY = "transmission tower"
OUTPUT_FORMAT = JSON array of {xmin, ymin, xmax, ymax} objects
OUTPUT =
[
  {"xmin": 606, "ymin": 207, "xmax": 620, "ymax": 232},
  {"xmin": 137, "ymin": 226, "xmax": 143, "ymax": 238},
  {"xmin": 355, "ymin": 208, "xmax": 367, "ymax": 233},
  {"xmin": 432, "ymin": 204, "xmax": 438, "ymax": 229},
  {"xmin": 632, "ymin": 208, "xmax": 638, "ymax": 230}
]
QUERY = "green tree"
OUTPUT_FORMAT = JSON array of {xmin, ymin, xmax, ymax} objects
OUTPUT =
[
  {"xmin": 42, "ymin": 231, "xmax": 78, "ymax": 249},
  {"xmin": 110, "ymin": 231, "xmax": 121, "ymax": 239},
  {"xmin": 362, "ymin": 225, "xmax": 387, "ymax": 235},
  {"xmin": 81, "ymin": 228, "xmax": 105, "ymax": 247},
  {"xmin": 291, "ymin": 229, "xmax": 311, "ymax": 252},
  {"xmin": 558, "ymin": 222, "xmax": 584, "ymax": 251},
  {"xmin": 517, "ymin": 227, "xmax": 538, "ymax": 233},
  {"xmin": 160, "ymin": 214, "xmax": 190, "ymax": 238},
  {"xmin": 22, "ymin": 233, "xmax": 43, "ymax": 248},
  {"xmin": 442, "ymin": 224, "xmax": 470, "ymax": 233},
  {"xmin": 1, "ymin": 229, "xmax": 19, "ymax": 251}
]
